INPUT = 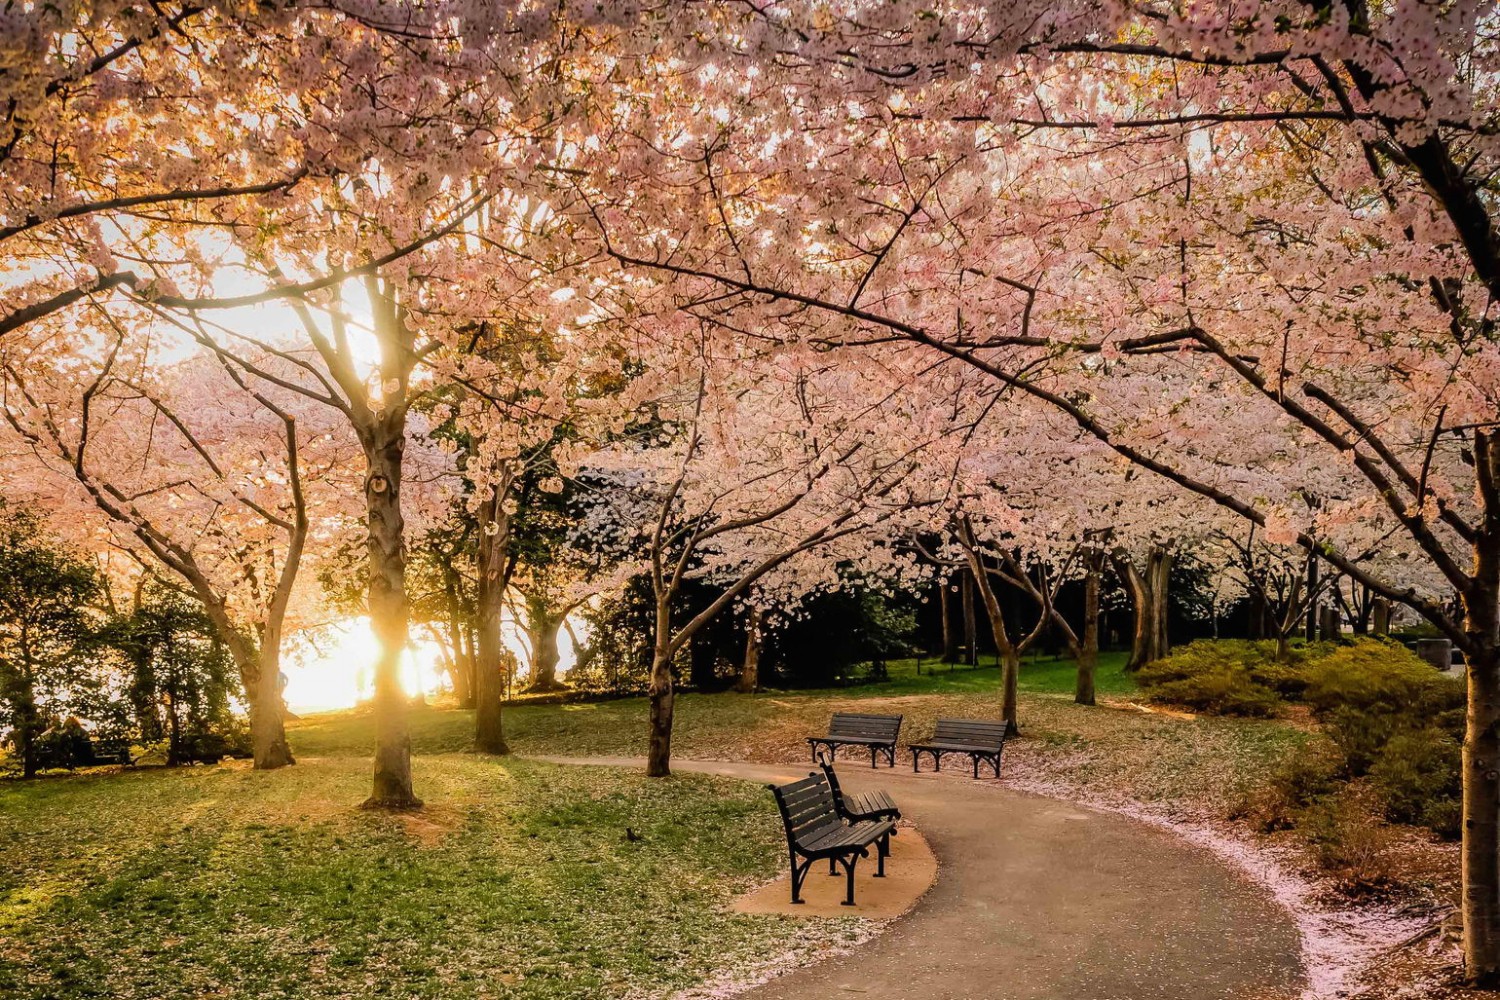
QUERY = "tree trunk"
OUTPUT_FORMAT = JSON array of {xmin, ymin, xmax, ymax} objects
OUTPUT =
[
  {"xmin": 361, "ymin": 420, "xmax": 420, "ymax": 810},
  {"xmin": 1077, "ymin": 553, "xmax": 1102, "ymax": 706},
  {"xmin": 646, "ymin": 598, "xmax": 674, "ymax": 777},
  {"xmin": 1373, "ymin": 598, "xmax": 1391, "ymax": 635},
  {"xmin": 248, "ymin": 632, "xmax": 294, "ymax": 769},
  {"xmin": 1462, "ymin": 431, "xmax": 1500, "ymax": 984},
  {"xmin": 962, "ymin": 572, "xmax": 979, "ymax": 666},
  {"xmin": 1247, "ymin": 588, "xmax": 1267, "ymax": 640},
  {"xmin": 1353, "ymin": 584, "xmax": 1373, "ymax": 635},
  {"xmin": 1305, "ymin": 554, "xmax": 1320, "ymax": 642},
  {"xmin": 167, "ymin": 694, "xmax": 183, "ymax": 766},
  {"xmin": 1117, "ymin": 545, "xmax": 1172, "ymax": 670},
  {"xmin": 736, "ymin": 605, "xmax": 763, "ymax": 694},
  {"xmin": 959, "ymin": 536, "xmax": 1019, "ymax": 730},
  {"xmin": 940, "ymin": 575, "xmax": 958, "ymax": 662},
  {"xmin": 444, "ymin": 570, "xmax": 476, "ymax": 709},
  {"xmin": 525, "ymin": 606, "xmax": 565, "ymax": 692},
  {"xmin": 1115, "ymin": 553, "xmax": 1151, "ymax": 670},
  {"xmin": 1464, "ymin": 608, "xmax": 1500, "ymax": 983},
  {"xmin": 1148, "ymin": 545, "xmax": 1172, "ymax": 661},
  {"xmin": 11, "ymin": 668, "xmax": 38, "ymax": 778},
  {"xmin": 474, "ymin": 489, "xmax": 510, "ymax": 755}
]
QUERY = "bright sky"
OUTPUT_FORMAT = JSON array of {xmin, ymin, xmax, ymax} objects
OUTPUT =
[{"xmin": 283, "ymin": 615, "xmax": 579, "ymax": 714}]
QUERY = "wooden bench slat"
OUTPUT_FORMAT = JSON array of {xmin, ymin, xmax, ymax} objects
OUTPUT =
[
  {"xmin": 768, "ymin": 770, "xmax": 895, "ymax": 905},
  {"xmin": 810, "ymin": 713, "xmax": 903, "ymax": 769},
  {"xmin": 910, "ymin": 717, "xmax": 1008, "ymax": 779},
  {"xmin": 818, "ymin": 760, "xmax": 901, "ymax": 825}
]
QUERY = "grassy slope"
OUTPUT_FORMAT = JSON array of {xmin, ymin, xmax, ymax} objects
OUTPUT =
[
  {"xmin": 3, "ymin": 650, "xmax": 1316, "ymax": 1000},
  {"xmin": 294, "ymin": 650, "xmax": 1311, "ymax": 812},
  {"xmin": 0, "ymin": 756, "xmax": 859, "ymax": 1000}
]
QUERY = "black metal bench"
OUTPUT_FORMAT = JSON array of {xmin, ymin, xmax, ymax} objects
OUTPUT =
[
  {"xmin": 807, "ymin": 712, "xmax": 902, "ymax": 768},
  {"xmin": 910, "ymin": 718, "xmax": 1008, "ymax": 778},
  {"xmin": 768, "ymin": 772, "xmax": 894, "ymax": 905},
  {"xmin": 819, "ymin": 758, "xmax": 901, "ymax": 825}
]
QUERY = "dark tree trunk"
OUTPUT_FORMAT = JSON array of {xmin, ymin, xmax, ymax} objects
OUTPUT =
[
  {"xmin": 736, "ymin": 605, "xmax": 762, "ymax": 694},
  {"xmin": 12, "ymin": 665, "xmax": 38, "ymax": 778},
  {"xmin": 1077, "ymin": 552, "xmax": 1102, "ymax": 706},
  {"xmin": 1305, "ymin": 554, "xmax": 1319, "ymax": 642},
  {"xmin": 940, "ymin": 575, "xmax": 959, "ymax": 662},
  {"xmin": 1373, "ymin": 598, "xmax": 1391, "ymax": 635},
  {"xmin": 1246, "ymin": 589, "xmax": 1266, "ymax": 639},
  {"xmin": 361, "ymin": 417, "xmax": 420, "ymax": 810},
  {"xmin": 962, "ymin": 572, "xmax": 979, "ymax": 666},
  {"xmin": 1462, "ymin": 431, "xmax": 1500, "ymax": 984},
  {"xmin": 444, "ymin": 569, "xmax": 476, "ymax": 709},
  {"xmin": 646, "ymin": 598, "xmax": 674, "ymax": 777},
  {"xmin": 474, "ymin": 489, "xmax": 510, "ymax": 755},
  {"xmin": 525, "ymin": 610, "xmax": 564, "ymax": 692},
  {"xmin": 1464, "ymin": 599, "xmax": 1500, "ymax": 982}
]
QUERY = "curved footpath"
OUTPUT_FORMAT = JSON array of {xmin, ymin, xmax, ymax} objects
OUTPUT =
[{"xmin": 536, "ymin": 757, "xmax": 1304, "ymax": 1000}]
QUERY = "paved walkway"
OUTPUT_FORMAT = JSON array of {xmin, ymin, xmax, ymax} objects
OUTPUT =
[{"xmin": 537, "ymin": 757, "xmax": 1304, "ymax": 1000}]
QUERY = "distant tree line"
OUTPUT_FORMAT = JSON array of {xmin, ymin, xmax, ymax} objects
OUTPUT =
[{"xmin": 0, "ymin": 502, "xmax": 250, "ymax": 777}]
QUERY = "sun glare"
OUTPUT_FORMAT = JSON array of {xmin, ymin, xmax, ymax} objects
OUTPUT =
[{"xmin": 283, "ymin": 615, "xmax": 577, "ymax": 714}]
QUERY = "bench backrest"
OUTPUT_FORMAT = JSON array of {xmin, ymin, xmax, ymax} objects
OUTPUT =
[
  {"xmin": 817, "ymin": 759, "xmax": 852, "ymax": 814},
  {"xmin": 826, "ymin": 712, "xmax": 903, "ymax": 742},
  {"xmin": 931, "ymin": 718, "xmax": 1008, "ymax": 748},
  {"xmin": 768, "ymin": 773, "xmax": 842, "ymax": 846}
]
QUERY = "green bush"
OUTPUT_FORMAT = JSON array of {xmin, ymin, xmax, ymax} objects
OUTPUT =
[
  {"xmin": 1147, "ymin": 637, "xmax": 1464, "ymax": 841},
  {"xmin": 1300, "ymin": 640, "xmax": 1462, "ymax": 718},
  {"xmin": 1302, "ymin": 640, "xmax": 1463, "ymax": 773},
  {"xmin": 1233, "ymin": 744, "xmax": 1343, "ymax": 832},
  {"xmin": 1140, "ymin": 668, "xmax": 1282, "ymax": 716},
  {"xmin": 1369, "ymin": 727, "xmax": 1462, "ymax": 838},
  {"xmin": 1138, "ymin": 640, "xmax": 1305, "ymax": 716}
]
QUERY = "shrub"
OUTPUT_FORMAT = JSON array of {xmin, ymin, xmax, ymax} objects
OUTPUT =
[
  {"xmin": 1301, "ymin": 639, "xmax": 1463, "ymax": 773},
  {"xmin": 1141, "ymin": 669, "xmax": 1283, "ymax": 716},
  {"xmin": 1233, "ymin": 745, "xmax": 1343, "ymax": 832},
  {"xmin": 1300, "ymin": 639, "xmax": 1463, "ymax": 718},
  {"xmin": 1137, "ymin": 640, "xmax": 1289, "ymax": 716},
  {"xmin": 1299, "ymin": 788, "xmax": 1398, "ymax": 896},
  {"xmin": 1370, "ymin": 727, "xmax": 1463, "ymax": 838}
]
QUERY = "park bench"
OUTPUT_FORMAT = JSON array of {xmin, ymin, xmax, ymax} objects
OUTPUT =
[
  {"xmin": 807, "ymin": 712, "xmax": 902, "ymax": 768},
  {"xmin": 819, "ymin": 758, "xmax": 901, "ymax": 825},
  {"xmin": 768, "ymin": 771, "xmax": 894, "ymax": 906},
  {"xmin": 910, "ymin": 718, "xmax": 1008, "ymax": 778}
]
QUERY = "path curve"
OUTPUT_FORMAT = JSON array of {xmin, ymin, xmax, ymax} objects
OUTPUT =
[{"xmin": 535, "ymin": 756, "xmax": 1303, "ymax": 1000}]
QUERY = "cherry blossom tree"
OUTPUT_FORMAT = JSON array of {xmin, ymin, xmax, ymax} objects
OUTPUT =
[
  {"xmin": 537, "ymin": 4, "xmax": 1500, "ymax": 973},
  {"xmin": 0, "ymin": 319, "xmax": 342, "ymax": 770},
  {"xmin": 575, "ymin": 327, "xmax": 948, "ymax": 777}
]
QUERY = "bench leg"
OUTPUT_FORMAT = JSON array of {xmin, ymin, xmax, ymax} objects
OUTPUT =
[
  {"xmin": 934, "ymin": 751, "xmax": 943, "ymax": 773},
  {"xmin": 829, "ymin": 856, "xmax": 838, "ymax": 876},
  {"xmin": 790, "ymin": 855, "xmax": 813, "ymax": 904},
  {"xmin": 912, "ymin": 750, "xmax": 920, "ymax": 773},
  {"xmin": 992, "ymin": 753, "xmax": 1003, "ymax": 779},
  {"xmin": 869, "ymin": 745, "xmax": 877, "ymax": 768},
  {"xmin": 973, "ymin": 754, "xmax": 980, "ymax": 780},
  {"xmin": 838, "ymin": 853, "xmax": 861, "ymax": 905},
  {"xmin": 875, "ymin": 833, "xmax": 889, "ymax": 877}
]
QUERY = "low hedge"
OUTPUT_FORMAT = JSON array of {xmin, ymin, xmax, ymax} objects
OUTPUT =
[{"xmin": 1142, "ymin": 638, "xmax": 1464, "ymax": 838}]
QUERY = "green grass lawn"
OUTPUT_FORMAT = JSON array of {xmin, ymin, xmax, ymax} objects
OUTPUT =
[
  {"xmin": 290, "ymin": 647, "xmax": 1307, "ymax": 812},
  {"xmin": 870, "ymin": 649, "xmax": 1137, "ymax": 696},
  {"xmin": 4, "ymin": 648, "xmax": 1313, "ymax": 1000},
  {"xmin": 0, "ymin": 756, "xmax": 860, "ymax": 1000}
]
